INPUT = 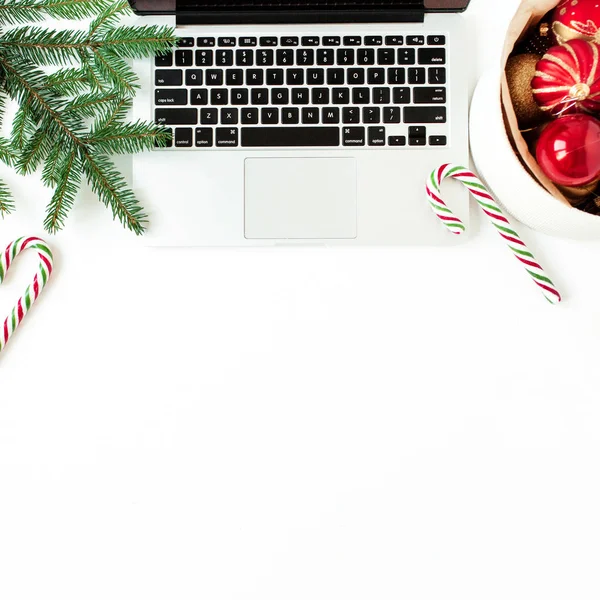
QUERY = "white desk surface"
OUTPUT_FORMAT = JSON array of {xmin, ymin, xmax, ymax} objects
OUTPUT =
[{"xmin": 2, "ymin": 1, "xmax": 600, "ymax": 598}]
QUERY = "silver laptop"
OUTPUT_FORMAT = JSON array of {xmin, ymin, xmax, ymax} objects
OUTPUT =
[{"xmin": 130, "ymin": 0, "xmax": 471, "ymax": 246}]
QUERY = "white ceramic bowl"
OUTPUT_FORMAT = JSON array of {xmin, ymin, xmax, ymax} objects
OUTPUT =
[{"xmin": 470, "ymin": 67, "xmax": 600, "ymax": 239}]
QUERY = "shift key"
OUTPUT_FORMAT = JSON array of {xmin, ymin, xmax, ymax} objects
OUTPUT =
[
  {"xmin": 404, "ymin": 106, "xmax": 446, "ymax": 123},
  {"xmin": 155, "ymin": 108, "xmax": 198, "ymax": 125}
]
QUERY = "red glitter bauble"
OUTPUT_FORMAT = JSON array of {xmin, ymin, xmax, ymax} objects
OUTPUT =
[{"xmin": 553, "ymin": 0, "xmax": 600, "ymax": 44}]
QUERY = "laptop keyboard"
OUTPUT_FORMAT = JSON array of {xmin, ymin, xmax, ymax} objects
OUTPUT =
[{"xmin": 153, "ymin": 34, "xmax": 448, "ymax": 149}]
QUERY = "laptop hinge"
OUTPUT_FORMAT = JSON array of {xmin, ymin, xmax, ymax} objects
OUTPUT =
[{"xmin": 176, "ymin": 9, "xmax": 425, "ymax": 26}]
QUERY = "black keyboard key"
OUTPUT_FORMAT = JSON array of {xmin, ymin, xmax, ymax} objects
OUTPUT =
[
  {"xmin": 266, "ymin": 69, "xmax": 284, "ymax": 85},
  {"xmin": 409, "ymin": 137, "xmax": 427, "ymax": 146},
  {"xmin": 292, "ymin": 88, "xmax": 309, "ymax": 104},
  {"xmin": 175, "ymin": 50, "xmax": 193, "ymax": 66},
  {"xmin": 271, "ymin": 88, "xmax": 289, "ymax": 105},
  {"xmin": 276, "ymin": 49, "xmax": 294, "ymax": 65},
  {"xmin": 216, "ymin": 50, "xmax": 233, "ymax": 66},
  {"xmin": 347, "ymin": 68, "xmax": 365, "ymax": 85},
  {"xmin": 405, "ymin": 106, "xmax": 446, "ymax": 123},
  {"xmin": 429, "ymin": 67, "xmax": 446, "ymax": 84},
  {"xmin": 281, "ymin": 36, "xmax": 299, "ymax": 46},
  {"xmin": 393, "ymin": 87, "xmax": 411, "ymax": 104},
  {"xmin": 174, "ymin": 127, "xmax": 193, "ymax": 147},
  {"xmin": 323, "ymin": 36, "xmax": 341, "ymax": 46},
  {"xmin": 385, "ymin": 36, "xmax": 404, "ymax": 46},
  {"xmin": 332, "ymin": 88, "xmax": 350, "ymax": 104},
  {"xmin": 302, "ymin": 36, "xmax": 320, "ymax": 46},
  {"xmin": 389, "ymin": 135, "xmax": 406, "ymax": 146},
  {"xmin": 232, "ymin": 89, "xmax": 249, "ymax": 105},
  {"xmin": 246, "ymin": 69, "xmax": 264, "ymax": 85},
  {"xmin": 196, "ymin": 49, "xmax": 213, "ymax": 66},
  {"xmin": 190, "ymin": 88, "xmax": 208, "ymax": 105},
  {"xmin": 242, "ymin": 108, "xmax": 259, "ymax": 124},
  {"xmin": 261, "ymin": 107, "xmax": 279, "ymax": 124},
  {"xmin": 221, "ymin": 108, "xmax": 239, "ymax": 125},
  {"xmin": 373, "ymin": 87, "xmax": 390, "ymax": 104},
  {"xmin": 312, "ymin": 88, "xmax": 329, "ymax": 104},
  {"xmin": 397, "ymin": 48, "xmax": 416, "ymax": 64},
  {"xmin": 367, "ymin": 68, "xmax": 385, "ymax": 84},
  {"xmin": 408, "ymin": 67, "xmax": 426, "ymax": 85},
  {"xmin": 337, "ymin": 48, "xmax": 355, "ymax": 65},
  {"xmin": 186, "ymin": 69, "xmax": 203, "ymax": 85},
  {"xmin": 327, "ymin": 68, "xmax": 344, "ymax": 85},
  {"xmin": 342, "ymin": 107, "xmax": 359, "ymax": 123},
  {"xmin": 200, "ymin": 108, "xmax": 218, "ymax": 124},
  {"xmin": 155, "ymin": 69, "xmax": 182, "ymax": 86},
  {"xmin": 236, "ymin": 49, "xmax": 254, "ymax": 66},
  {"xmin": 241, "ymin": 127, "xmax": 339, "ymax": 147},
  {"xmin": 155, "ymin": 88, "xmax": 188, "ymax": 106},
  {"xmin": 218, "ymin": 37, "xmax": 236, "ymax": 47},
  {"xmin": 296, "ymin": 48, "xmax": 314, "ymax": 65},
  {"xmin": 251, "ymin": 89, "xmax": 268, "ymax": 105},
  {"xmin": 383, "ymin": 106, "xmax": 401, "ymax": 123},
  {"xmin": 322, "ymin": 107, "xmax": 340, "ymax": 123},
  {"xmin": 343, "ymin": 126, "xmax": 365, "ymax": 146},
  {"xmin": 317, "ymin": 49, "xmax": 334, "ymax": 65},
  {"xmin": 343, "ymin": 36, "xmax": 362, "ymax": 46},
  {"xmin": 257, "ymin": 49, "xmax": 274, "ymax": 65},
  {"xmin": 155, "ymin": 52, "xmax": 173, "ymax": 67},
  {"xmin": 286, "ymin": 69, "xmax": 304, "ymax": 85},
  {"xmin": 365, "ymin": 36, "xmax": 383, "ymax": 46},
  {"xmin": 429, "ymin": 135, "xmax": 447, "ymax": 146},
  {"xmin": 195, "ymin": 127, "xmax": 213, "ymax": 147},
  {"xmin": 419, "ymin": 48, "xmax": 446, "ymax": 65},
  {"xmin": 307, "ymin": 69, "xmax": 325, "ymax": 85},
  {"xmin": 387, "ymin": 67, "xmax": 405, "ymax": 84},
  {"xmin": 282, "ymin": 107, "xmax": 299, "ymax": 124},
  {"xmin": 363, "ymin": 106, "xmax": 380, "ymax": 123},
  {"xmin": 155, "ymin": 108, "xmax": 197, "ymax": 125},
  {"xmin": 357, "ymin": 49, "xmax": 375, "ymax": 65},
  {"xmin": 377, "ymin": 49, "xmax": 395, "ymax": 65},
  {"xmin": 197, "ymin": 37, "xmax": 216, "ymax": 47},
  {"xmin": 414, "ymin": 87, "xmax": 446, "ymax": 104},
  {"xmin": 216, "ymin": 127, "xmax": 239, "ymax": 147},
  {"xmin": 205, "ymin": 69, "xmax": 224, "ymax": 85},
  {"xmin": 428, "ymin": 35, "xmax": 446, "ymax": 45},
  {"xmin": 226, "ymin": 69, "xmax": 244, "ymax": 86},
  {"xmin": 352, "ymin": 88, "xmax": 370, "ymax": 104},
  {"xmin": 407, "ymin": 35, "xmax": 425, "ymax": 45},
  {"xmin": 368, "ymin": 126, "xmax": 386, "ymax": 146},
  {"xmin": 210, "ymin": 88, "xmax": 228, "ymax": 105},
  {"xmin": 239, "ymin": 37, "xmax": 257, "ymax": 47},
  {"xmin": 301, "ymin": 107, "xmax": 319, "ymax": 124},
  {"xmin": 178, "ymin": 37, "xmax": 194, "ymax": 48},
  {"xmin": 409, "ymin": 126, "xmax": 426, "ymax": 138},
  {"xmin": 260, "ymin": 37, "xmax": 277, "ymax": 46}
]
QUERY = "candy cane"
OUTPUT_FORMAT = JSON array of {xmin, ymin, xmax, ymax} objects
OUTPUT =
[
  {"xmin": 427, "ymin": 164, "xmax": 562, "ymax": 304},
  {"xmin": 0, "ymin": 237, "xmax": 54, "ymax": 353}
]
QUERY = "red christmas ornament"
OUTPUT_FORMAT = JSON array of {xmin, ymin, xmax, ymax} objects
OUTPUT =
[
  {"xmin": 553, "ymin": 0, "xmax": 600, "ymax": 44},
  {"xmin": 532, "ymin": 40, "xmax": 600, "ymax": 116},
  {"xmin": 536, "ymin": 114, "xmax": 600, "ymax": 186}
]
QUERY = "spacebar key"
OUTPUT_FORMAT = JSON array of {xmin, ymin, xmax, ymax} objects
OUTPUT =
[{"xmin": 242, "ymin": 127, "xmax": 340, "ymax": 147}]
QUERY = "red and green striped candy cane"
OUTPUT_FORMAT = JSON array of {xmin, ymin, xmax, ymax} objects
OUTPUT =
[
  {"xmin": 0, "ymin": 237, "xmax": 54, "ymax": 353},
  {"xmin": 426, "ymin": 164, "xmax": 562, "ymax": 304}
]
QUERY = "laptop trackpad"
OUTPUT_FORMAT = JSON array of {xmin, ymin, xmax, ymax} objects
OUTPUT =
[{"xmin": 244, "ymin": 158, "xmax": 357, "ymax": 240}]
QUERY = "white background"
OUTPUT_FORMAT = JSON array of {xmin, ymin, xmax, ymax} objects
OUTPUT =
[{"xmin": 2, "ymin": 0, "xmax": 600, "ymax": 598}]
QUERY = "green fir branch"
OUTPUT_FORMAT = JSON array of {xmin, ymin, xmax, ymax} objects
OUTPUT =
[
  {"xmin": 0, "ymin": 0, "xmax": 112, "ymax": 26},
  {"xmin": 87, "ymin": 121, "xmax": 170, "ymax": 154},
  {"xmin": 0, "ymin": 179, "xmax": 14, "ymax": 216},
  {"xmin": 44, "ymin": 146, "xmax": 81, "ymax": 233}
]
